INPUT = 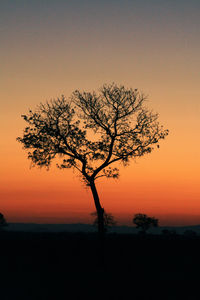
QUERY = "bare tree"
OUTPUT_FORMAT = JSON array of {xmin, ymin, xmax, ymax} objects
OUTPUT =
[{"xmin": 17, "ymin": 83, "xmax": 168, "ymax": 236}]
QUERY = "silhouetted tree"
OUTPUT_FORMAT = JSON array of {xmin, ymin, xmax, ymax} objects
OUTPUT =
[
  {"xmin": 133, "ymin": 213, "xmax": 158, "ymax": 234},
  {"xmin": 0, "ymin": 213, "xmax": 7, "ymax": 230},
  {"xmin": 17, "ymin": 83, "xmax": 168, "ymax": 236},
  {"xmin": 91, "ymin": 211, "xmax": 117, "ymax": 232}
]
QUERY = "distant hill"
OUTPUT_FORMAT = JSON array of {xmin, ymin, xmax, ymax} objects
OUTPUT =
[{"xmin": 4, "ymin": 223, "xmax": 200, "ymax": 235}]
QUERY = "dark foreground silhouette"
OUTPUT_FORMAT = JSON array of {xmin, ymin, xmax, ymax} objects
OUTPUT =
[{"xmin": 0, "ymin": 231, "xmax": 199, "ymax": 300}]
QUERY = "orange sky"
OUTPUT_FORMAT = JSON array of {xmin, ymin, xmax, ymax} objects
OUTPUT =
[{"xmin": 1, "ymin": 0, "xmax": 200, "ymax": 225}]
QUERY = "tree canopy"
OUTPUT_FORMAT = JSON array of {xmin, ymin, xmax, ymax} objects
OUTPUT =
[{"xmin": 17, "ymin": 83, "xmax": 168, "ymax": 184}]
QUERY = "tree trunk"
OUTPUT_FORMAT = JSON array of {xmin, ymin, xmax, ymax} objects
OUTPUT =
[
  {"xmin": 89, "ymin": 179, "xmax": 106, "ymax": 268},
  {"xmin": 89, "ymin": 179, "xmax": 105, "ymax": 237}
]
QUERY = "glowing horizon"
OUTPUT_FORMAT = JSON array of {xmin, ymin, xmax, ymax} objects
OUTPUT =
[{"xmin": 1, "ymin": 0, "xmax": 200, "ymax": 226}]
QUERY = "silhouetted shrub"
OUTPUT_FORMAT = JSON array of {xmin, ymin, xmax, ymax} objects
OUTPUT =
[
  {"xmin": 133, "ymin": 213, "xmax": 158, "ymax": 234},
  {"xmin": 0, "ymin": 213, "xmax": 7, "ymax": 230},
  {"xmin": 91, "ymin": 211, "xmax": 117, "ymax": 233}
]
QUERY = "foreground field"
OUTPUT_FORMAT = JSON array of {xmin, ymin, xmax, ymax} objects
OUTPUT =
[{"xmin": 0, "ymin": 232, "xmax": 199, "ymax": 300}]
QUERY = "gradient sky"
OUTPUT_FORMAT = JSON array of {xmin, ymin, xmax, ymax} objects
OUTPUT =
[{"xmin": 1, "ymin": 0, "xmax": 200, "ymax": 225}]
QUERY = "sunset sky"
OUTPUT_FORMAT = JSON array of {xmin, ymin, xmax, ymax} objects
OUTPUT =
[{"xmin": 1, "ymin": 0, "xmax": 200, "ymax": 226}]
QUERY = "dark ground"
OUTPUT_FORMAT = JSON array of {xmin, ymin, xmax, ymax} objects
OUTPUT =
[{"xmin": 0, "ymin": 231, "xmax": 200, "ymax": 300}]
